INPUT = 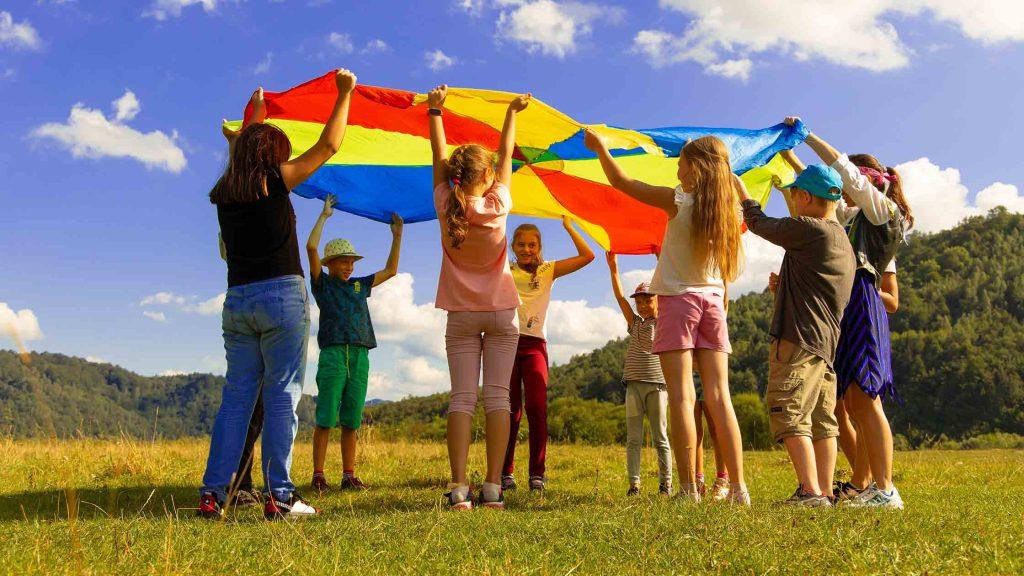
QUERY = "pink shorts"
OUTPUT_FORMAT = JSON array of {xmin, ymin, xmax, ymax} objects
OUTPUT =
[{"xmin": 652, "ymin": 292, "xmax": 732, "ymax": 355}]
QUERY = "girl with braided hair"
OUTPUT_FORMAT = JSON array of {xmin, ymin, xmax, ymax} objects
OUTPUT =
[{"xmin": 427, "ymin": 83, "xmax": 532, "ymax": 510}]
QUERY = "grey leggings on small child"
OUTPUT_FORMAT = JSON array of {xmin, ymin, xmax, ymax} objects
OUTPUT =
[{"xmin": 625, "ymin": 380, "xmax": 673, "ymax": 486}]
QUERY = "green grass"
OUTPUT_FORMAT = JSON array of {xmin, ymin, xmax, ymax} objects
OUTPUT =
[{"xmin": 0, "ymin": 435, "xmax": 1021, "ymax": 575}]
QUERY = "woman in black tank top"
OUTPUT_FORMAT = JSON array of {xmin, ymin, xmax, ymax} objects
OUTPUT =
[{"xmin": 198, "ymin": 69, "xmax": 358, "ymax": 520}]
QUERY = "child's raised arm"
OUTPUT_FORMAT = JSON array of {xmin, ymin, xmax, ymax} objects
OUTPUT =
[
  {"xmin": 221, "ymin": 88, "xmax": 266, "ymax": 157},
  {"xmin": 427, "ymin": 85, "xmax": 448, "ymax": 189},
  {"xmin": 306, "ymin": 195, "xmax": 335, "ymax": 283},
  {"xmin": 605, "ymin": 252, "xmax": 636, "ymax": 327},
  {"xmin": 372, "ymin": 214, "xmax": 404, "ymax": 287},
  {"xmin": 583, "ymin": 129, "xmax": 676, "ymax": 215},
  {"xmin": 553, "ymin": 216, "xmax": 595, "ymax": 279},
  {"xmin": 281, "ymin": 69, "xmax": 357, "ymax": 191},
  {"xmin": 496, "ymin": 94, "xmax": 531, "ymax": 186},
  {"xmin": 776, "ymin": 149, "xmax": 805, "ymax": 217}
]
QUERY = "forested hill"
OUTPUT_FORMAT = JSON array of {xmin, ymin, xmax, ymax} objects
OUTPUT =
[
  {"xmin": 2, "ymin": 209, "xmax": 1022, "ymax": 442},
  {"xmin": 0, "ymin": 352, "xmax": 316, "ymax": 438},
  {"xmin": 368, "ymin": 209, "xmax": 1024, "ymax": 444}
]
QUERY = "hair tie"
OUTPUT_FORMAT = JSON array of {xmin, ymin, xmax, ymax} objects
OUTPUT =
[
  {"xmin": 858, "ymin": 166, "xmax": 897, "ymax": 186},
  {"xmin": 451, "ymin": 178, "xmax": 461, "ymax": 187}
]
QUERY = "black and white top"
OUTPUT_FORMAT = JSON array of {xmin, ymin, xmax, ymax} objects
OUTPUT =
[{"xmin": 624, "ymin": 316, "xmax": 665, "ymax": 385}]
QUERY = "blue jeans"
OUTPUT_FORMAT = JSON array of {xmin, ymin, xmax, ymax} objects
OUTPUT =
[{"xmin": 201, "ymin": 275, "xmax": 309, "ymax": 501}]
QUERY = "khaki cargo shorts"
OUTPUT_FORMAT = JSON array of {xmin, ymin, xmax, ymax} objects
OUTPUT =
[{"xmin": 766, "ymin": 338, "xmax": 839, "ymax": 443}]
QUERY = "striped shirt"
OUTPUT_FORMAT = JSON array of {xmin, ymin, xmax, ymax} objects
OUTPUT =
[{"xmin": 624, "ymin": 316, "xmax": 665, "ymax": 385}]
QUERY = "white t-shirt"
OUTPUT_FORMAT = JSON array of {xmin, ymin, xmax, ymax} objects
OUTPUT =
[
  {"xmin": 885, "ymin": 258, "xmax": 896, "ymax": 274},
  {"xmin": 511, "ymin": 261, "xmax": 555, "ymax": 340},
  {"xmin": 649, "ymin": 186, "xmax": 729, "ymax": 296}
]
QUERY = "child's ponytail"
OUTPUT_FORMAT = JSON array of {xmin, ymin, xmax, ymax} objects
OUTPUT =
[
  {"xmin": 849, "ymin": 154, "xmax": 914, "ymax": 230},
  {"xmin": 885, "ymin": 166, "xmax": 914, "ymax": 230},
  {"xmin": 444, "ymin": 144, "xmax": 497, "ymax": 249}
]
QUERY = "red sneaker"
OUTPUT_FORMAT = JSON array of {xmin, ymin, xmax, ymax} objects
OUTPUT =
[
  {"xmin": 197, "ymin": 493, "xmax": 223, "ymax": 519},
  {"xmin": 311, "ymin": 474, "xmax": 330, "ymax": 493},
  {"xmin": 340, "ymin": 475, "xmax": 369, "ymax": 490}
]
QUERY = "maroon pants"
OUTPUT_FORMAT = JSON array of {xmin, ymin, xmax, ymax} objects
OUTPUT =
[{"xmin": 503, "ymin": 336, "xmax": 549, "ymax": 477}]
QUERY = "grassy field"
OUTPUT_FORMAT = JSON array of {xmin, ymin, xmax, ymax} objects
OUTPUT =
[{"xmin": 0, "ymin": 434, "xmax": 1021, "ymax": 575}]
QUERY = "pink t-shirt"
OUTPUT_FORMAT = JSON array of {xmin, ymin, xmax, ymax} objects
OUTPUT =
[{"xmin": 434, "ymin": 181, "xmax": 520, "ymax": 311}]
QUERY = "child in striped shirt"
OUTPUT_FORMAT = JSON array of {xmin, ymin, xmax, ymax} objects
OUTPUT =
[{"xmin": 607, "ymin": 253, "xmax": 672, "ymax": 496}]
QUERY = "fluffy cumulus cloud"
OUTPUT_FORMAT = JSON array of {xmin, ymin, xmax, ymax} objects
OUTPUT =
[
  {"xmin": 362, "ymin": 38, "xmax": 389, "ymax": 53},
  {"xmin": 545, "ymin": 299, "xmax": 624, "ymax": 363},
  {"xmin": 1, "ymin": 302, "xmax": 43, "ymax": 343},
  {"xmin": 367, "ymin": 357, "xmax": 451, "ymax": 401},
  {"xmin": 253, "ymin": 51, "xmax": 272, "ymax": 75},
  {"xmin": 138, "ymin": 290, "xmax": 227, "ymax": 319},
  {"xmin": 140, "ymin": 291, "xmax": 186, "ymax": 306},
  {"xmin": 143, "ymin": 310, "xmax": 167, "ymax": 323},
  {"xmin": 424, "ymin": 49, "xmax": 455, "ymax": 70},
  {"xmin": 634, "ymin": 0, "xmax": 1024, "ymax": 80},
  {"xmin": 496, "ymin": 0, "xmax": 624, "ymax": 58},
  {"xmin": 144, "ymin": 0, "xmax": 222, "ymax": 20},
  {"xmin": 895, "ymin": 158, "xmax": 1024, "ymax": 233},
  {"xmin": 368, "ymin": 273, "xmax": 446, "ymax": 359},
  {"xmin": 1, "ymin": 11, "xmax": 41, "ymax": 50},
  {"xmin": 327, "ymin": 32, "xmax": 354, "ymax": 54},
  {"xmin": 32, "ymin": 89, "xmax": 186, "ymax": 173},
  {"xmin": 184, "ymin": 293, "xmax": 226, "ymax": 316}
]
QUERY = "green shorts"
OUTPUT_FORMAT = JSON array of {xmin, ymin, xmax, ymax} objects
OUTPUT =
[{"xmin": 314, "ymin": 344, "xmax": 370, "ymax": 429}]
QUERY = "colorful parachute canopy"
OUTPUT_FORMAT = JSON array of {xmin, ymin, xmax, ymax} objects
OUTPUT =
[{"xmin": 233, "ymin": 71, "xmax": 807, "ymax": 254}]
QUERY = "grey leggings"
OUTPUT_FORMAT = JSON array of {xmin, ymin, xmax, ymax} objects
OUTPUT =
[{"xmin": 625, "ymin": 380, "xmax": 673, "ymax": 486}]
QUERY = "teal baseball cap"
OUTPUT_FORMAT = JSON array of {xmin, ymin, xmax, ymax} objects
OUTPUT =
[{"xmin": 781, "ymin": 164, "xmax": 843, "ymax": 201}]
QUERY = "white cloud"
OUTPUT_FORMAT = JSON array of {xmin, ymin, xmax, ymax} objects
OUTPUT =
[
  {"xmin": 496, "ymin": 0, "xmax": 623, "ymax": 58},
  {"xmin": 253, "ymin": 51, "xmax": 272, "ymax": 75},
  {"xmin": 733, "ymin": 233, "xmax": 785, "ymax": 297},
  {"xmin": 159, "ymin": 369, "xmax": 189, "ymax": 376},
  {"xmin": 1, "ymin": 302, "xmax": 43, "ymax": 342},
  {"xmin": 0, "ymin": 11, "xmax": 41, "ymax": 50},
  {"xmin": 112, "ymin": 90, "xmax": 140, "ymax": 122},
  {"xmin": 85, "ymin": 356, "xmax": 107, "ymax": 364},
  {"xmin": 634, "ymin": 0, "xmax": 1024, "ymax": 80},
  {"xmin": 328, "ymin": 32, "xmax": 354, "ymax": 54},
  {"xmin": 895, "ymin": 157, "xmax": 1024, "ymax": 233},
  {"xmin": 32, "ymin": 90, "xmax": 186, "ymax": 173},
  {"xmin": 362, "ymin": 38, "xmax": 390, "ymax": 53},
  {"xmin": 144, "ymin": 0, "xmax": 220, "ymax": 20},
  {"xmin": 456, "ymin": 0, "xmax": 485, "ymax": 16},
  {"xmin": 140, "ymin": 291, "xmax": 186, "ymax": 306},
  {"xmin": 425, "ymin": 49, "xmax": 455, "ymax": 70},
  {"xmin": 184, "ymin": 292, "xmax": 225, "ymax": 315},
  {"xmin": 368, "ymin": 273, "xmax": 446, "ymax": 359},
  {"xmin": 367, "ymin": 357, "xmax": 451, "ymax": 400},
  {"xmin": 143, "ymin": 311, "xmax": 167, "ymax": 322},
  {"xmin": 545, "ymin": 299, "xmax": 623, "ymax": 363}
]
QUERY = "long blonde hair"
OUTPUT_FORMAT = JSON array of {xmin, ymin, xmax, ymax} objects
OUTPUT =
[
  {"xmin": 682, "ymin": 136, "xmax": 743, "ymax": 283},
  {"xmin": 444, "ymin": 144, "xmax": 495, "ymax": 249}
]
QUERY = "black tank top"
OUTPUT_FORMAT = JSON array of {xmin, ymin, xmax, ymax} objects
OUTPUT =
[{"xmin": 216, "ymin": 173, "xmax": 304, "ymax": 287}]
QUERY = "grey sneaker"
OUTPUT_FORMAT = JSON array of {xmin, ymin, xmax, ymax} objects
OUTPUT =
[
  {"xmin": 780, "ymin": 485, "xmax": 832, "ymax": 508},
  {"xmin": 658, "ymin": 482, "xmax": 672, "ymax": 497},
  {"xmin": 528, "ymin": 476, "xmax": 545, "ymax": 492},
  {"xmin": 844, "ymin": 483, "xmax": 904, "ymax": 510},
  {"xmin": 501, "ymin": 474, "xmax": 517, "ymax": 491}
]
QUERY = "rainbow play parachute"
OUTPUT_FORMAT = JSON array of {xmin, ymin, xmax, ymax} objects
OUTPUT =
[{"xmin": 232, "ymin": 71, "xmax": 808, "ymax": 255}]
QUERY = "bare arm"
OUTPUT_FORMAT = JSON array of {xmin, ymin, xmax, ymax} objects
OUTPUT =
[
  {"xmin": 777, "ymin": 149, "xmax": 805, "ymax": 217},
  {"xmin": 496, "ymin": 94, "xmax": 532, "ymax": 186},
  {"xmin": 427, "ymin": 85, "xmax": 448, "ymax": 188},
  {"xmin": 803, "ymin": 133, "xmax": 841, "ymax": 167},
  {"xmin": 553, "ymin": 216, "xmax": 595, "ymax": 279},
  {"xmin": 221, "ymin": 88, "xmax": 266, "ymax": 160},
  {"xmin": 372, "ymin": 214, "xmax": 404, "ymax": 287},
  {"xmin": 880, "ymin": 272, "xmax": 899, "ymax": 313},
  {"xmin": 306, "ymin": 195, "xmax": 335, "ymax": 283},
  {"xmin": 280, "ymin": 69, "xmax": 357, "ymax": 191},
  {"xmin": 583, "ymin": 129, "xmax": 676, "ymax": 214},
  {"xmin": 605, "ymin": 252, "xmax": 636, "ymax": 326}
]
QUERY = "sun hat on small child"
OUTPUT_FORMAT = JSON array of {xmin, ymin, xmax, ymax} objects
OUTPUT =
[
  {"xmin": 322, "ymin": 239, "xmax": 363, "ymax": 265},
  {"xmin": 630, "ymin": 282, "xmax": 653, "ymax": 298}
]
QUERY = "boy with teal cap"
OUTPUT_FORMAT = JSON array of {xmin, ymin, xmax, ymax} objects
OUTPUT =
[
  {"xmin": 736, "ymin": 159, "xmax": 855, "ymax": 507},
  {"xmin": 307, "ymin": 194, "xmax": 403, "ymax": 492}
]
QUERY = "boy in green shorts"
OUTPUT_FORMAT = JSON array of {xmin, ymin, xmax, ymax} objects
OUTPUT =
[{"xmin": 306, "ymin": 194, "xmax": 403, "ymax": 492}]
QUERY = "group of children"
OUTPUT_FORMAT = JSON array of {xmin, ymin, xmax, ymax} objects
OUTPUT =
[{"xmin": 209, "ymin": 69, "xmax": 912, "ymax": 517}]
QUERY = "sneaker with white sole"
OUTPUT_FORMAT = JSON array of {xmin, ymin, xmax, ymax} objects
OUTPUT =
[
  {"xmin": 264, "ymin": 492, "xmax": 319, "ymax": 520},
  {"xmin": 844, "ymin": 483, "xmax": 904, "ymax": 510},
  {"xmin": 833, "ymin": 481, "xmax": 865, "ymax": 502},
  {"xmin": 711, "ymin": 477, "xmax": 730, "ymax": 502},
  {"xmin": 445, "ymin": 486, "xmax": 473, "ymax": 511},
  {"xmin": 728, "ymin": 490, "xmax": 752, "ymax": 506},
  {"xmin": 478, "ymin": 489, "xmax": 506, "ymax": 510},
  {"xmin": 780, "ymin": 485, "xmax": 832, "ymax": 508},
  {"xmin": 676, "ymin": 484, "xmax": 702, "ymax": 503},
  {"xmin": 197, "ymin": 493, "xmax": 224, "ymax": 519}
]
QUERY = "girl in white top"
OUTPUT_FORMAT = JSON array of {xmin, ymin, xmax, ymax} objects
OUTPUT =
[
  {"xmin": 502, "ymin": 217, "xmax": 594, "ymax": 492},
  {"xmin": 584, "ymin": 129, "xmax": 750, "ymax": 504}
]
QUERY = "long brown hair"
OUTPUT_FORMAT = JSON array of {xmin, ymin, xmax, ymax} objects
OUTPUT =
[
  {"xmin": 444, "ymin": 144, "xmax": 495, "ymax": 248},
  {"xmin": 848, "ymin": 153, "xmax": 914, "ymax": 229},
  {"xmin": 681, "ymin": 136, "xmax": 743, "ymax": 282},
  {"xmin": 210, "ymin": 123, "xmax": 292, "ymax": 205}
]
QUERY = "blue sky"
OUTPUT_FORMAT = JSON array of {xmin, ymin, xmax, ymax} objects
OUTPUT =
[{"xmin": 2, "ymin": 0, "xmax": 1022, "ymax": 400}]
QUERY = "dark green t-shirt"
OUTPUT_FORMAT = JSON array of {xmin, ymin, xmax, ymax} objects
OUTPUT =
[{"xmin": 311, "ymin": 273, "xmax": 376, "ymax": 350}]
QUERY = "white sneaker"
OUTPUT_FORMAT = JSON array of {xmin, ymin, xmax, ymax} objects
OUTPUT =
[
  {"xmin": 676, "ymin": 483, "xmax": 702, "ymax": 503},
  {"xmin": 711, "ymin": 477, "xmax": 731, "ymax": 502},
  {"xmin": 845, "ymin": 484, "xmax": 904, "ymax": 510},
  {"xmin": 263, "ymin": 492, "xmax": 319, "ymax": 520},
  {"xmin": 728, "ymin": 490, "xmax": 752, "ymax": 506}
]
